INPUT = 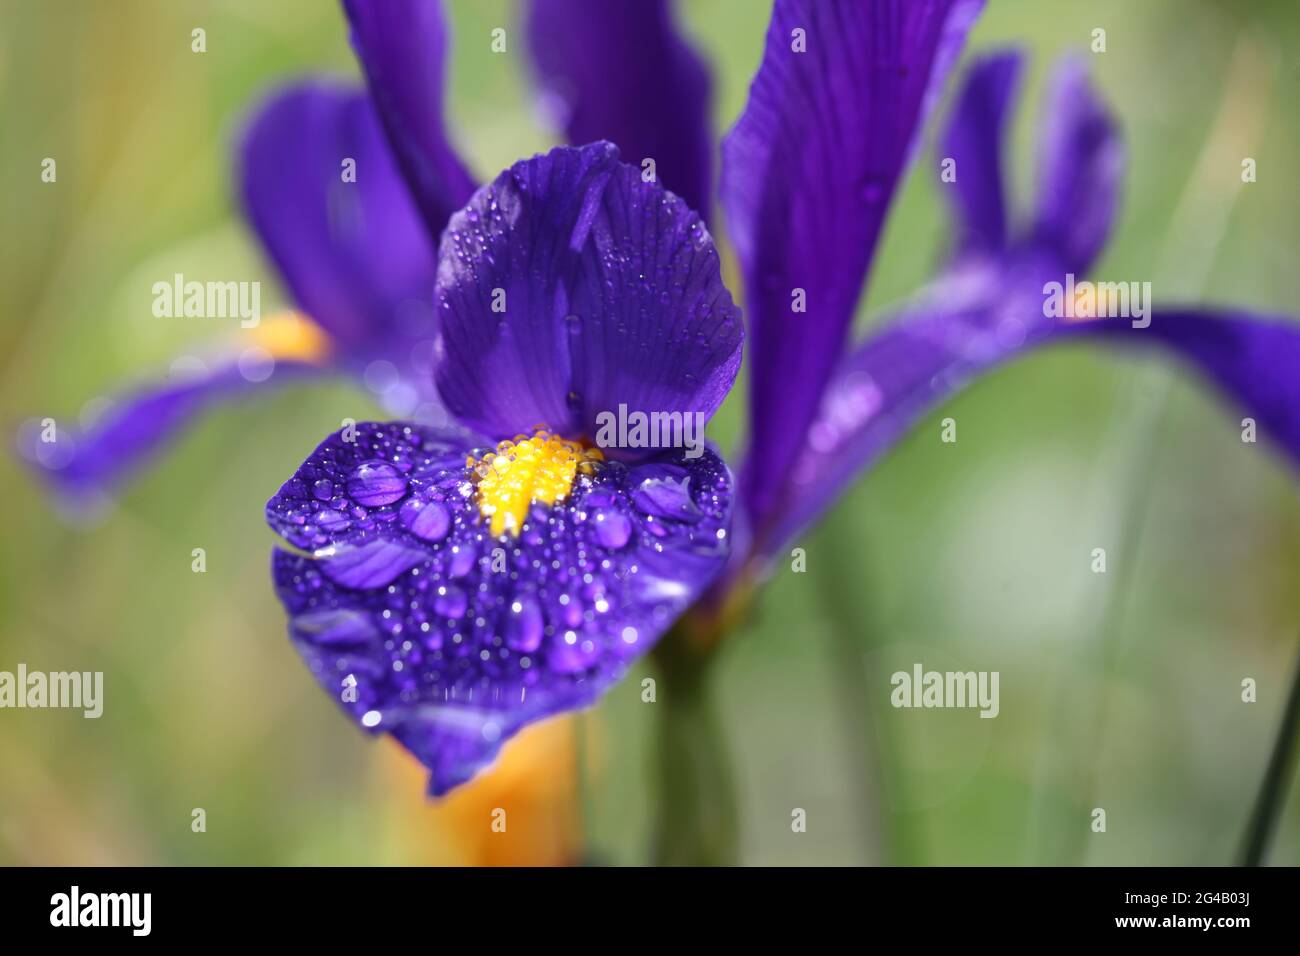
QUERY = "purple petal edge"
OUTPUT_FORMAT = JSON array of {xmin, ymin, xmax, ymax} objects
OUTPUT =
[
  {"xmin": 20, "ymin": 359, "xmax": 323, "ymax": 513},
  {"xmin": 722, "ymin": 0, "xmax": 984, "ymax": 538}
]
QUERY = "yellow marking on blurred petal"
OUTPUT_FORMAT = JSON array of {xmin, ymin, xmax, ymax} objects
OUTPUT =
[
  {"xmin": 470, "ymin": 429, "xmax": 604, "ymax": 537},
  {"xmin": 1065, "ymin": 284, "xmax": 1100, "ymax": 323},
  {"xmin": 244, "ymin": 310, "xmax": 333, "ymax": 364}
]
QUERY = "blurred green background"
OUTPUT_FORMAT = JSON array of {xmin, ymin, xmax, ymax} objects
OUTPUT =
[{"xmin": 2, "ymin": 0, "xmax": 1299, "ymax": 865}]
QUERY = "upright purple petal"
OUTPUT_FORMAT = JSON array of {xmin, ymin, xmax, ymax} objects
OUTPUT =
[
  {"xmin": 20, "ymin": 359, "xmax": 323, "ymax": 510},
  {"xmin": 721, "ymin": 0, "xmax": 984, "ymax": 534},
  {"xmin": 1029, "ymin": 57, "xmax": 1124, "ymax": 275},
  {"xmin": 434, "ymin": 143, "xmax": 742, "ymax": 446},
  {"xmin": 524, "ymin": 0, "xmax": 714, "ymax": 221},
  {"xmin": 342, "ymin": 0, "xmax": 477, "ymax": 234},
  {"xmin": 239, "ymin": 83, "xmax": 438, "ymax": 355},
  {"xmin": 267, "ymin": 422, "xmax": 735, "ymax": 794},
  {"xmin": 940, "ymin": 50, "xmax": 1024, "ymax": 256}
]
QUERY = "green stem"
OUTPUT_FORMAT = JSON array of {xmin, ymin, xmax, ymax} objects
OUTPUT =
[
  {"xmin": 1239, "ymin": 640, "xmax": 1300, "ymax": 866},
  {"xmin": 650, "ymin": 627, "xmax": 739, "ymax": 866},
  {"xmin": 1025, "ymin": 367, "xmax": 1171, "ymax": 864},
  {"xmin": 816, "ymin": 528, "xmax": 904, "ymax": 864}
]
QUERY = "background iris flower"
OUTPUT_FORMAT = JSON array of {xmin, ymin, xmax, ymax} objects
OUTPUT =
[
  {"xmin": 728, "ymin": 44, "xmax": 1300, "ymax": 579},
  {"xmin": 17, "ymin": 1, "xmax": 471, "ymax": 508}
]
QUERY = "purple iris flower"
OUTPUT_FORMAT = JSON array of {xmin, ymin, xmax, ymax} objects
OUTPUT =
[
  {"xmin": 728, "ymin": 42, "xmax": 1300, "ymax": 575},
  {"xmin": 268, "ymin": 140, "xmax": 741, "ymax": 794},
  {"xmin": 24, "ymin": 0, "xmax": 1300, "ymax": 799}
]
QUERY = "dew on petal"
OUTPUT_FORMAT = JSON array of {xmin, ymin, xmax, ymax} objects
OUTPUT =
[
  {"xmin": 400, "ymin": 497, "xmax": 451, "ymax": 541},
  {"xmin": 347, "ymin": 460, "xmax": 408, "ymax": 507}
]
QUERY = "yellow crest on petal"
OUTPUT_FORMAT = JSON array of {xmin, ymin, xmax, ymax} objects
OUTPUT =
[{"xmin": 470, "ymin": 429, "xmax": 604, "ymax": 537}]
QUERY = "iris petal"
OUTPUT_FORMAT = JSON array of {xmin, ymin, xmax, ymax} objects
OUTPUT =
[
  {"xmin": 1066, "ymin": 309, "xmax": 1300, "ymax": 467},
  {"xmin": 342, "ymin": 0, "xmax": 477, "ymax": 235},
  {"xmin": 940, "ymin": 50, "xmax": 1024, "ymax": 257},
  {"xmin": 434, "ymin": 143, "xmax": 742, "ymax": 446},
  {"xmin": 1029, "ymin": 57, "xmax": 1124, "ymax": 275},
  {"xmin": 267, "ymin": 421, "xmax": 735, "ymax": 794},
  {"xmin": 755, "ymin": 280, "xmax": 1300, "ymax": 566},
  {"xmin": 721, "ymin": 0, "xmax": 984, "ymax": 533},
  {"xmin": 524, "ymin": 0, "xmax": 714, "ymax": 221},
  {"xmin": 742, "ymin": 52, "xmax": 1123, "ymax": 566},
  {"xmin": 239, "ymin": 82, "xmax": 438, "ymax": 357},
  {"xmin": 21, "ymin": 358, "xmax": 323, "ymax": 509}
]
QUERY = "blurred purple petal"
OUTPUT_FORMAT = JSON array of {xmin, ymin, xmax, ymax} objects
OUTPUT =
[
  {"xmin": 721, "ymin": 0, "xmax": 983, "ymax": 533},
  {"xmin": 524, "ymin": 0, "xmax": 714, "ymax": 220},
  {"xmin": 267, "ymin": 422, "xmax": 734, "ymax": 794},
  {"xmin": 239, "ymin": 83, "xmax": 439, "ymax": 355},
  {"xmin": 754, "ymin": 283, "xmax": 1300, "ymax": 565},
  {"xmin": 20, "ymin": 359, "xmax": 323, "ymax": 510},
  {"xmin": 1066, "ymin": 309, "xmax": 1300, "ymax": 467},
  {"xmin": 940, "ymin": 50, "xmax": 1023, "ymax": 256},
  {"xmin": 434, "ymin": 143, "xmax": 741, "ymax": 445},
  {"xmin": 755, "ymin": 258, "xmax": 1048, "ymax": 561},
  {"xmin": 1029, "ymin": 57, "xmax": 1124, "ymax": 275},
  {"xmin": 342, "ymin": 0, "xmax": 477, "ymax": 234}
]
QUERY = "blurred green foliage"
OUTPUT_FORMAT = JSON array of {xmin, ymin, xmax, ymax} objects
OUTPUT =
[{"xmin": 1, "ymin": 0, "xmax": 1298, "ymax": 865}]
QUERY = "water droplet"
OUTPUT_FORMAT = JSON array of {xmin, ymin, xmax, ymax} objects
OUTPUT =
[
  {"xmin": 549, "ymin": 627, "xmax": 596, "ymax": 673},
  {"xmin": 292, "ymin": 609, "xmax": 377, "ymax": 647},
  {"xmin": 347, "ymin": 460, "xmax": 408, "ymax": 507},
  {"xmin": 434, "ymin": 585, "xmax": 468, "ymax": 618},
  {"xmin": 400, "ymin": 498, "xmax": 450, "ymax": 541},
  {"xmin": 238, "ymin": 347, "xmax": 275, "ymax": 383},
  {"xmin": 448, "ymin": 546, "xmax": 476, "ymax": 578},
  {"xmin": 315, "ymin": 508, "xmax": 351, "ymax": 532},
  {"xmin": 506, "ymin": 597, "xmax": 543, "ymax": 652},
  {"xmin": 593, "ymin": 507, "xmax": 632, "ymax": 549},
  {"xmin": 631, "ymin": 468, "xmax": 700, "ymax": 523}
]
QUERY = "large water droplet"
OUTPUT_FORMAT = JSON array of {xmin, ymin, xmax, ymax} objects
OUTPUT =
[
  {"xmin": 549, "ymin": 627, "xmax": 596, "ymax": 674},
  {"xmin": 433, "ymin": 585, "xmax": 468, "ymax": 618},
  {"xmin": 448, "ymin": 546, "xmax": 477, "ymax": 578},
  {"xmin": 320, "ymin": 539, "xmax": 426, "ymax": 588},
  {"xmin": 400, "ymin": 497, "xmax": 450, "ymax": 541},
  {"xmin": 347, "ymin": 460, "xmax": 408, "ymax": 507},
  {"xmin": 505, "ymin": 596, "xmax": 544, "ymax": 652},
  {"xmin": 631, "ymin": 468, "xmax": 700, "ymax": 523},
  {"xmin": 292, "ymin": 609, "xmax": 377, "ymax": 647},
  {"xmin": 315, "ymin": 508, "xmax": 351, "ymax": 532},
  {"xmin": 592, "ymin": 507, "xmax": 632, "ymax": 549}
]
